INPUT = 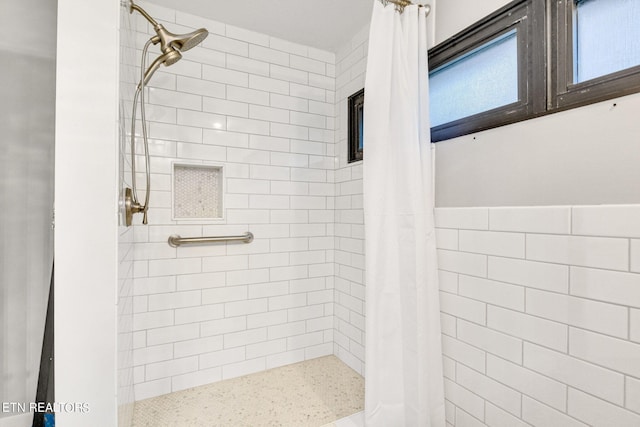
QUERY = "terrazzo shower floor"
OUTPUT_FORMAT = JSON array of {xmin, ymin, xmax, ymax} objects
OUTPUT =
[{"xmin": 132, "ymin": 355, "xmax": 364, "ymax": 427}]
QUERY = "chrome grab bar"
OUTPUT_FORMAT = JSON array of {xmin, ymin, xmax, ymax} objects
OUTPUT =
[{"xmin": 168, "ymin": 232, "xmax": 254, "ymax": 248}]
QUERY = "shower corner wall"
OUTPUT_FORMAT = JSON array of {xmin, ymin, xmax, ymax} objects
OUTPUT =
[
  {"xmin": 332, "ymin": 22, "xmax": 371, "ymax": 377},
  {"xmin": 117, "ymin": 3, "xmax": 138, "ymax": 427}
]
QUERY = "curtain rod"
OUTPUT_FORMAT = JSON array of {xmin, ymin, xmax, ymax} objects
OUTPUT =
[{"xmin": 381, "ymin": 0, "xmax": 431, "ymax": 15}]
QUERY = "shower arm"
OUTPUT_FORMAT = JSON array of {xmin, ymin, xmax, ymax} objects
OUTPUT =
[
  {"xmin": 130, "ymin": 1, "xmax": 159, "ymax": 28},
  {"xmin": 130, "ymin": 1, "xmax": 175, "ymax": 55}
]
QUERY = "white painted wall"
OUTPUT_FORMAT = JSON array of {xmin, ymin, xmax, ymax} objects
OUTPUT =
[
  {"xmin": 0, "ymin": 0, "xmax": 55, "ymax": 425},
  {"xmin": 0, "ymin": 415, "xmax": 33, "ymax": 427},
  {"xmin": 433, "ymin": 0, "xmax": 640, "ymax": 207},
  {"xmin": 55, "ymin": 0, "xmax": 119, "ymax": 425},
  {"xmin": 435, "ymin": 94, "xmax": 640, "ymax": 207},
  {"xmin": 434, "ymin": 0, "xmax": 511, "ymax": 45}
]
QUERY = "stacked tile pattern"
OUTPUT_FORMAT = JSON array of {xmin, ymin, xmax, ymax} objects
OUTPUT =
[
  {"xmin": 435, "ymin": 205, "xmax": 640, "ymax": 427},
  {"xmin": 129, "ymin": 1, "xmax": 338, "ymax": 400}
]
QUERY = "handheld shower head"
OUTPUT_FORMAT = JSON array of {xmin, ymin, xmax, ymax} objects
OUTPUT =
[
  {"xmin": 141, "ymin": 49, "xmax": 182, "ymax": 87},
  {"xmin": 160, "ymin": 49, "xmax": 182, "ymax": 66}
]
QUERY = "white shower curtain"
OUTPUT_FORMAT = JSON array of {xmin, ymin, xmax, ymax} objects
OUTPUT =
[{"xmin": 363, "ymin": 2, "xmax": 445, "ymax": 426}]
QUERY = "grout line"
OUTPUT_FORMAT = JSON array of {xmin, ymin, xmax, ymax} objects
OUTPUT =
[{"xmin": 624, "ymin": 375, "xmax": 628, "ymax": 410}]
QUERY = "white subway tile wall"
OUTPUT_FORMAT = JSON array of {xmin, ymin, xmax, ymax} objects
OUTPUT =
[
  {"xmin": 117, "ymin": 5, "xmax": 137, "ymax": 427},
  {"xmin": 331, "ymin": 23, "xmax": 370, "ymax": 375},
  {"xmin": 130, "ymin": 1, "xmax": 337, "ymax": 400},
  {"xmin": 436, "ymin": 205, "xmax": 640, "ymax": 426}
]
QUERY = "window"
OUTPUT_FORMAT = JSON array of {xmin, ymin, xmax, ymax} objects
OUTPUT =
[
  {"xmin": 428, "ymin": 0, "xmax": 545, "ymax": 142},
  {"xmin": 429, "ymin": 0, "xmax": 640, "ymax": 141},
  {"xmin": 430, "ymin": 29, "xmax": 519, "ymax": 127},
  {"xmin": 551, "ymin": 0, "xmax": 640, "ymax": 109},
  {"xmin": 574, "ymin": 0, "xmax": 640, "ymax": 82},
  {"xmin": 348, "ymin": 89, "xmax": 364, "ymax": 163}
]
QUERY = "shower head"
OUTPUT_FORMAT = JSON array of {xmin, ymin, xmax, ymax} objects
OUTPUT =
[
  {"xmin": 130, "ymin": 1, "xmax": 208, "ymax": 54},
  {"xmin": 179, "ymin": 29, "xmax": 209, "ymax": 51},
  {"xmin": 130, "ymin": 1, "xmax": 208, "ymax": 88},
  {"xmin": 161, "ymin": 49, "xmax": 183, "ymax": 66},
  {"xmin": 153, "ymin": 26, "xmax": 209, "ymax": 53},
  {"xmin": 141, "ymin": 49, "xmax": 182, "ymax": 87}
]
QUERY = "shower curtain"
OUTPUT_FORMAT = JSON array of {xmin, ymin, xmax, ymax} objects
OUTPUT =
[{"xmin": 363, "ymin": 2, "xmax": 445, "ymax": 426}]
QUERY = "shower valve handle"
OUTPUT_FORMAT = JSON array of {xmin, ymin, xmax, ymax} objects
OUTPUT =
[{"xmin": 124, "ymin": 188, "xmax": 147, "ymax": 226}]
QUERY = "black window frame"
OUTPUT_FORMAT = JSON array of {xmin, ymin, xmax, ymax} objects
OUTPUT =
[
  {"xmin": 550, "ymin": 0, "xmax": 640, "ymax": 110},
  {"xmin": 429, "ymin": 0, "xmax": 545, "ymax": 142},
  {"xmin": 429, "ymin": 0, "xmax": 640, "ymax": 142},
  {"xmin": 348, "ymin": 88, "xmax": 365, "ymax": 163}
]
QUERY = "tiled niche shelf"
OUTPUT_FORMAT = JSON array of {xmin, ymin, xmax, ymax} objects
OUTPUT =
[{"xmin": 172, "ymin": 163, "xmax": 224, "ymax": 221}]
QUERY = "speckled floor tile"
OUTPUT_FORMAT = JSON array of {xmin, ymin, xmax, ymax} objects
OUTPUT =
[
  {"xmin": 132, "ymin": 355, "xmax": 364, "ymax": 427},
  {"xmin": 321, "ymin": 410, "xmax": 365, "ymax": 427}
]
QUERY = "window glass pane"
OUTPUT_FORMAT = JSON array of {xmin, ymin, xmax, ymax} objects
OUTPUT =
[
  {"xmin": 574, "ymin": 0, "xmax": 640, "ymax": 83},
  {"xmin": 429, "ymin": 29, "xmax": 518, "ymax": 127},
  {"xmin": 357, "ymin": 105, "xmax": 364, "ymax": 150}
]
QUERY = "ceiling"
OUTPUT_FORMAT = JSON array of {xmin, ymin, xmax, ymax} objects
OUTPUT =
[{"xmin": 148, "ymin": 0, "xmax": 374, "ymax": 52}]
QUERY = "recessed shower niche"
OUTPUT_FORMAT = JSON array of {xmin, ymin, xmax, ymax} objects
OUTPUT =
[{"xmin": 172, "ymin": 163, "xmax": 224, "ymax": 221}]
